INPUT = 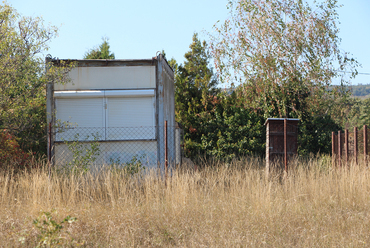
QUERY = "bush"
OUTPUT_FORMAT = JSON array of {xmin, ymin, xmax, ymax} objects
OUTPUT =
[{"xmin": 0, "ymin": 130, "xmax": 32, "ymax": 169}]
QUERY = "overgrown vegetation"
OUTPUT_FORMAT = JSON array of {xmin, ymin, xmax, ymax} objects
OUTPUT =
[
  {"xmin": 63, "ymin": 133, "xmax": 101, "ymax": 174},
  {"xmin": 1, "ymin": 157, "xmax": 370, "ymax": 247},
  {"xmin": 1, "ymin": 0, "xmax": 365, "ymax": 164},
  {"xmin": 0, "ymin": 3, "xmax": 73, "ymax": 165}
]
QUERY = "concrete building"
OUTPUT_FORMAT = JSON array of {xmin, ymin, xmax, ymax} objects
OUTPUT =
[{"xmin": 46, "ymin": 54, "xmax": 178, "ymax": 170}]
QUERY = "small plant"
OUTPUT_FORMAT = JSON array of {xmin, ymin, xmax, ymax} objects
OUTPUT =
[
  {"xmin": 110, "ymin": 154, "xmax": 145, "ymax": 176},
  {"xmin": 32, "ymin": 211, "xmax": 78, "ymax": 247},
  {"xmin": 124, "ymin": 155, "xmax": 145, "ymax": 175},
  {"xmin": 63, "ymin": 133, "xmax": 100, "ymax": 174}
]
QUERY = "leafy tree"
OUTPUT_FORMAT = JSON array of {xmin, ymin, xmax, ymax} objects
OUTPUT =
[
  {"xmin": 0, "ymin": 3, "xmax": 68, "ymax": 157},
  {"xmin": 0, "ymin": 3, "xmax": 73, "ymax": 162},
  {"xmin": 209, "ymin": 0, "xmax": 359, "ymax": 155},
  {"xmin": 210, "ymin": 0, "xmax": 358, "ymax": 118},
  {"xmin": 84, "ymin": 37, "xmax": 115, "ymax": 59}
]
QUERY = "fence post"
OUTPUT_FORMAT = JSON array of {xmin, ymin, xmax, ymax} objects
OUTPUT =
[
  {"xmin": 364, "ymin": 125, "xmax": 367, "ymax": 166},
  {"xmin": 332, "ymin": 132, "xmax": 335, "ymax": 168},
  {"xmin": 354, "ymin": 127, "xmax": 358, "ymax": 165},
  {"xmin": 165, "ymin": 120, "xmax": 168, "ymax": 186},
  {"xmin": 284, "ymin": 118, "xmax": 287, "ymax": 174},
  {"xmin": 338, "ymin": 130, "xmax": 341, "ymax": 167},
  {"xmin": 48, "ymin": 122, "xmax": 52, "ymax": 177},
  {"xmin": 345, "ymin": 129, "xmax": 348, "ymax": 168}
]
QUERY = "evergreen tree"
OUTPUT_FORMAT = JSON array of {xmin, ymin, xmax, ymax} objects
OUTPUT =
[
  {"xmin": 173, "ymin": 34, "xmax": 219, "ymax": 157},
  {"xmin": 84, "ymin": 37, "xmax": 115, "ymax": 59}
]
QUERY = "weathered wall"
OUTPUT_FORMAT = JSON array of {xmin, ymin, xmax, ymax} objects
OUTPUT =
[
  {"xmin": 55, "ymin": 66, "xmax": 156, "ymax": 90},
  {"xmin": 55, "ymin": 141, "xmax": 158, "ymax": 168}
]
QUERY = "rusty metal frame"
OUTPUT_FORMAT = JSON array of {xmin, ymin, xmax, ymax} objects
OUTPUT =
[
  {"xmin": 364, "ymin": 125, "xmax": 368, "ymax": 165},
  {"xmin": 284, "ymin": 118, "xmax": 287, "ymax": 173},
  {"xmin": 338, "ymin": 130, "xmax": 341, "ymax": 167},
  {"xmin": 354, "ymin": 127, "xmax": 358, "ymax": 165},
  {"xmin": 332, "ymin": 132, "xmax": 335, "ymax": 168}
]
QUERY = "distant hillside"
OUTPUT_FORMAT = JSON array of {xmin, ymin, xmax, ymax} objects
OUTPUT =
[
  {"xmin": 327, "ymin": 84, "xmax": 370, "ymax": 98},
  {"xmin": 350, "ymin": 84, "xmax": 370, "ymax": 98}
]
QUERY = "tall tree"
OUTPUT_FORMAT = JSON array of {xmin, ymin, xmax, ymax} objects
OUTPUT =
[
  {"xmin": 209, "ymin": 0, "xmax": 359, "ymax": 154},
  {"xmin": 210, "ymin": 0, "xmax": 358, "ymax": 119},
  {"xmin": 0, "ymin": 3, "xmax": 71, "ymax": 157},
  {"xmin": 84, "ymin": 37, "xmax": 115, "ymax": 59},
  {"xmin": 173, "ymin": 33, "xmax": 220, "ymax": 157}
]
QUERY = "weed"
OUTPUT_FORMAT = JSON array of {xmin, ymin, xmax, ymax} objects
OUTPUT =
[
  {"xmin": 31, "ymin": 210, "xmax": 79, "ymax": 247},
  {"xmin": 63, "ymin": 133, "xmax": 100, "ymax": 174}
]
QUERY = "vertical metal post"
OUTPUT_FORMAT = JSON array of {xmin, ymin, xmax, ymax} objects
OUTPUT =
[
  {"xmin": 165, "ymin": 120, "xmax": 168, "ymax": 186},
  {"xmin": 338, "ymin": 130, "xmax": 341, "ymax": 167},
  {"xmin": 284, "ymin": 118, "xmax": 287, "ymax": 173},
  {"xmin": 354, "ymin": 127, "xmax": 358, "ymax": 165},
  {"xmin": 332, "ymin": 132, "xmax": 335, "ymax": 168},
  {"xmin": 364, "ymin": 125, "xmax": 367, "ymax": 166},
  {"xmin": 345, "ymin": 129, "xmax": 348, "ymax": 168},
  {"xmin": 48, "ymin": 122, "xmax": 52, "ymax": 177}
]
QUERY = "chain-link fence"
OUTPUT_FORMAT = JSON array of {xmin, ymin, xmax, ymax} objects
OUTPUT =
[{"xmin": 50, "ymin": 125, "xmax": 183, "ymax": 170}]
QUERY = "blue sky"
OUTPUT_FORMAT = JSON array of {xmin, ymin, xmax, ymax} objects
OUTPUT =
[{"xmin": 10, "ymin": 0, "xmax": 370, "ymax": 86}]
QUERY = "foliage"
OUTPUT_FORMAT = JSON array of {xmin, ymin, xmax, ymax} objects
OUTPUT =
[
  {"xmin": 31, "ymin": 211, "xmax": 78, "ymax": 247},
  {"xmin": 298, "ymin": 113, "xmax": 341, "ymax": 154},
  {"xmin": 208, "ymin": 0, "xmax": 359, "ymax": 155},
  {"xmin": 0, "ymin": 3, "xmax": 73, "ymax": 157},
  {"xmin": 210, "ymin": 0, "xmax": 358, "ymax": 117},
  {"xmin": 123, "ymin": 155, "xmax": 145, "ymax": 176},
  {"xmin": 0, "ymin": 129, "xmax": 32, "ymax": 168},
  {"xmin": 171, "ymin": 34, "xmax": 266, "ymax": 159},
  {"xmin": 63, "ymin": 133, "xmax": 101, "ymax": 174},
  {"xmin": 339, "ymin": 97, "xmax": 370, "ymax": 129},
  {"xmin": 172, "ymin": 34, "xmax": 218, "ymax": 158},
  {"xmin": 189, "ymin": 90, "xmax": 266, "ymax": 160},
  {"xmin": 109, "ymin": 154, "xmax": 145, "ymax": 176},
  {"xmin": 83, "ymin": 37, "xmax": 115, "ymax": 59}
]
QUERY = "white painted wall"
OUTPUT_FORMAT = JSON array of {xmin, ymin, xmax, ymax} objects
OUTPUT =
[
  {"xmin": 55, "ymin": 66, "xmax": 156, "ymax": 90},
  {"xmin": 55, "ymin": 141, "xmax": 158, "ymax": 168}
]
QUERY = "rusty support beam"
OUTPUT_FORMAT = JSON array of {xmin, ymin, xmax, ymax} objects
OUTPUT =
[
  {"xmin": 338, "ymin": 130, "xmax": 341, "ymax": 167},
  {"xmin": 354, "ymin": 127, "xmax": 358, "ymax": 165},
  {"xmin": 364, "ymin": 125, "xmax": 368, "ymax": 166},
  {"xmin": 332, "ymin": 132, "xmax": 335, "ymax": 168},
  {"xmin": 345, "ymin": 129, "xmax": 348, "ymax": 168},
  {"xmin": 284, "ymin": 118, "xmax": 287, "ymax": 173}
]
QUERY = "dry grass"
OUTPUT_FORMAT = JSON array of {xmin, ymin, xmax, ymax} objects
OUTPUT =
[{"xmin": 1, "ymin": 156, "xmax": 370, "ymax": 247}]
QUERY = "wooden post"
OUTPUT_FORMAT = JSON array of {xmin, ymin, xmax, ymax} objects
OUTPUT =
[
  {"xmin": 284, "ymin": 118, "xmax": 287, "ymax": 174},
  {"xmin": 338, "ymin": 130, "xmax": 341, "ymax": 167},
  {"xmin": 345, "ymin": 129, "xmax": 348, "ymax": 168},
  {"xmin": 364, "ymin": 125, "xmax": 367, "ymax": 166},
  {"xmin": 354, "ymin": 127, "xmax": 358, "ymax": 165},
  {"xmin": 332, "ymin": 132, "xmax": 335, "ymax": 168}
]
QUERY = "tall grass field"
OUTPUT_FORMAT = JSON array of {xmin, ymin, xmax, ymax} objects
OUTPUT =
[{"xmin": 1, "ymin": 156, "xmax": 370, "ymax": 247}]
